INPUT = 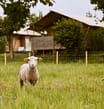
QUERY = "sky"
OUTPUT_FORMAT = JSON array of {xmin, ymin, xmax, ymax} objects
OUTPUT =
[
  {"xmin": 0, "ymin": 0, "xmax": 103, "ymax": 19},
  {"xmin": 30, "ymin": 0, "xmax": 103, "ymax": 19}
]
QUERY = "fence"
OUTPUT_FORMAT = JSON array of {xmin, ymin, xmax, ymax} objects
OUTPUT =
[
  {"xmin": 0, "ymin": 52, "xmax": 30, "ymax": 65},
  {"xmin": 0, "ymin": 50, "xmax": 104, "ymax": 64},
  {"xmin": 39, "ymin": 50, "xmax": 104, "ymax": 64}
]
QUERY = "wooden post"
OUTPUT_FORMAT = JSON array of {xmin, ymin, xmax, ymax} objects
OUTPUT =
[
  {"xmin": 4, "ymin": 52, "xmax": 7, "ymax": 65},
  {"xmin": 85, "ymin": 50, "xmax": 88, "ymax": 66},
  {"xmin": 56, "ymin": 51, "xmax": 59, "ymax": 64}
]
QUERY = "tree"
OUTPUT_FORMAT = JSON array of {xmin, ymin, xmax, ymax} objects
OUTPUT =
[
  {"xmin": 1, "ymin": 2, "xmax": 30, "ymax": 59},
  {"xmin": 89, "ymin": 27, "xmax": 104, "ymax": 50},
  {"xmin": 90, "ymin": 0, "xmax": 104, "ymax": 20},
  {"xmin": 0, "ymin": 0, "xmax": 54, "ymax": 59},
  {"xmin": 0, "ymin": 17, "xmax": 3, "ymax": 36},
  {"xmin": 0, "ymin": 17, "xmax": 7, "ymax": 53},
  {"xmin": 27, "ymin": 11, "xmax": 43, "ymax": 28},
  {"xmin": 53, "ymin": 19, "xmax": 84, "ymax": 54},
  {"xmin": 0, "ymin": 0, "xmax": 54, "ymax": 7},
  {"xmin": 0, "ymin": 36, "xmax": 7, "ymax": 53}
]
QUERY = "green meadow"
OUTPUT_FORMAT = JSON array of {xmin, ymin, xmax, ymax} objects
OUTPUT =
[{"xmin": 0, "ymin": 61, "xmax": 104, "ymax": 109}]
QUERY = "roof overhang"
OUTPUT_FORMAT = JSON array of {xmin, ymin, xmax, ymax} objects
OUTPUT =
[
  {"xmin": 31, "ymin": 10, "xmax": 69, "ymax": 31},
  {"xmin": 13, "ymin": 28, "xmax": 41, "ymax": 36}
]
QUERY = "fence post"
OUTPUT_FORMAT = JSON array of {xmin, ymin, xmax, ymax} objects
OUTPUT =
[
  {"xmin": 85, "ymin": 50, "xmax": 88, "ymax": 65},
  {"xmin": 4, "ymin": 52, "xmax": 7, "ymax": 65},
  {"xmin": 56, "ymin": 51, "xmax": 59, "ymax": 64}
]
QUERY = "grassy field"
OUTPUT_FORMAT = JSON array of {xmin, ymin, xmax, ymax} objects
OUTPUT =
[{"xmin": 0, "ymin": 61, "xmax": 104, "ymax": 109}]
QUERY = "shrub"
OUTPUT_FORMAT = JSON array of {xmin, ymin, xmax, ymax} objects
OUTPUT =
[{"xmin": 0, "ymin": 36, "xmax": 7, "ymax": 53}]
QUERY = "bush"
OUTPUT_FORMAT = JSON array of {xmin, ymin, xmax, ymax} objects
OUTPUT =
[
  {"xmin": 53, "ymin": 19, "xmax": 84, "ymax": 55},
  {"xmin": 0, "ymin": 36, "xmax": 7, "ymax": 53},
  {"xmin": 89, "ymin": 28, "xmax": 104, "ymax": 50}
]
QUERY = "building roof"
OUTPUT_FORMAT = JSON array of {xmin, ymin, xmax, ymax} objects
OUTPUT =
[
  {"xmin": 13, "ymin": 28, "xmax": 41, "ymax": 36},
  {"xmin": 31, "ymin": 11, "xmax": 69, "ymax": 31},
  {"xmin": 32, "ymin": 10, "xmax": 104, "ymax": 31}
]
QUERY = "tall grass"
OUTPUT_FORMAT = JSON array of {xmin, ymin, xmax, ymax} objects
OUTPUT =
[{"xmin": 0, "ymin": 62, "xmax": 104, "ymax": 109}]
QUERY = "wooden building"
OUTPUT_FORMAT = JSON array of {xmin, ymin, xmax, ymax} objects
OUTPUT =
[
  {"xmin": 31, "ymin": 10, "xmax": 104, "ymax": 52},
  {"xmin": 12, "ymin": 28, "xmax": 41, "ymax": 52},
  {"xmin": 12, "ymin": 10, "xmax": 103, "ymax": 53}
]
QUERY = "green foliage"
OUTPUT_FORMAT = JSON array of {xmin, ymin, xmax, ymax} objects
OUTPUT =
[
  {"xmin": 89, "ymin": 27, "xmax": 104, "ymax": 50},
  {"xmin": 28, "ymin": 12, "xmax": 43, "ymax": 27},
  {"xmin": 0, "ymin": 36, "xmax": 7, "ymax": 53},
  {"xmin": 0, "ymin": 17, "xmax": 4, "ymax": 36},
  {"xmin": 0, "ymin": 0, "xmax": 54, "ymax": 35},
  {"xmin": 0, "ymin": 0, "xmax": 54, "ymax": 8},
  {"xmin": 91, "ymin": 0, "xmax": 104, "ymax": 12},
  {"xmin": 2, "ymin": 2, "xmax": 30, "ymax": 35},
  {"xmin": 90, "ymin": 0, "xmax": 104, "ymax": 19},
  {"xmin": 0, "ymin": 1, "xmax": 30, "ymax": 59},
  {"xmin": 53, "ymin": 19, "xmax": 84, "ymax": 53},
  {"xmin": 39, "ymin": 0, "xmax": 54, "ymax": 6}
]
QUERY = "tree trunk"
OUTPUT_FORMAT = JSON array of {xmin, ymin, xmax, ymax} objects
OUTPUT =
[{"xmin": 9, "ymin": 35, "xmax": 14, "ymax": 60}]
